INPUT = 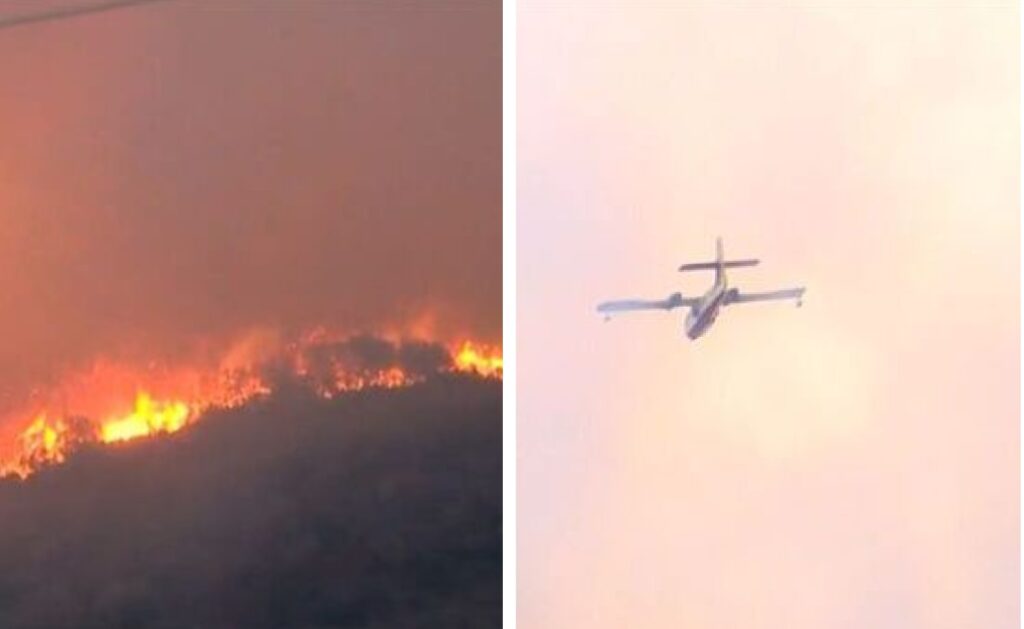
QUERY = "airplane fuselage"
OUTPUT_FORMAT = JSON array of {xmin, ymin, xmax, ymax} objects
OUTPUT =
[{"xmin": 684, "ymin": 277, "xmax": 728, "ymax": 340}]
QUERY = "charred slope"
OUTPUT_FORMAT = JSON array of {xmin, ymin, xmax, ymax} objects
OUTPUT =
[{"xmin": 0, "ymin": 375, "xmax": 502, "ymax": 629}]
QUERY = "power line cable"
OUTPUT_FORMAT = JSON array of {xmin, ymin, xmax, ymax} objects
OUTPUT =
[{"xmin": 0, "ymin": 0, "xmax": 170, "ymax": 31}]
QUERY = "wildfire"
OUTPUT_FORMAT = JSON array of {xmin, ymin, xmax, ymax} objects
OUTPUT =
[
  {"xmin": 0, "ymin": 331, "xmax": 500, "ymax": 479},
  {"xmin": 20, "ymin": 414, "xmax": 67, "ymax": 465},
  {"xmin": 100, "ymin": 393, "xmax": 190, "ymax": 444},
  {"xmin": 453, "ymin": 341, "xmax": 503, "ymax": 377}
]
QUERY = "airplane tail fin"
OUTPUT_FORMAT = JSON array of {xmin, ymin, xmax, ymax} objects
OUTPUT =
[{"xmin": 715, "ymin": 237, "xmax": 724, "ymax": 284}]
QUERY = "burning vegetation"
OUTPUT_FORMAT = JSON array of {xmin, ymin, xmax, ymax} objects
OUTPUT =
[{"xmin": 0, "ymin": 331, "xmax": 501, "ymax": 478}]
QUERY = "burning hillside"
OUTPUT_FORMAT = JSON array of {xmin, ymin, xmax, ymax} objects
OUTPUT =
[
  {"xmin": 0, "ymin": 371, "xmax": 502, "ymax": 629},
  {"xmin": 0, "ymin": 0, "xmax": 502, "ymax": 625},
  {"xmin": 0, "ymin": 330, "xmax": 501, "ymax": 478}
]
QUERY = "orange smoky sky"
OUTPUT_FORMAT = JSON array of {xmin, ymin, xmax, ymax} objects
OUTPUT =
[
  {"xmin": 519, "ymin": 2, "xmax": 1017, "ymax": 628},
  {"xmin": 0, "ymin": 1, "xmax": 500, "ymax": 401}
]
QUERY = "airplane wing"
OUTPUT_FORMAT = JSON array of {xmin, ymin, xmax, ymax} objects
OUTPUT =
[
  {"xmin": 596, "ymin": 292, "xmax": 698, "ymax": 316},
  {"xmin": 725, "ymin": 287, "xmax": 805, "ymax": 306}
]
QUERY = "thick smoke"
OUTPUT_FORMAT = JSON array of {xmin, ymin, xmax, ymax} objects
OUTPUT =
[
  {"xmin": 0, "ymin": 0, "xmax": 500, "ymax": 399},
  {"xmin": 0, "ymin": 375, "xmax": 501, "ymax": 629}
]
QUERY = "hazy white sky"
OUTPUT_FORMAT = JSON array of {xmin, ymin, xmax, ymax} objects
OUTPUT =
[{"xmin": 518, "ymin": 3, "xmax": 1018, "ymax": 627}]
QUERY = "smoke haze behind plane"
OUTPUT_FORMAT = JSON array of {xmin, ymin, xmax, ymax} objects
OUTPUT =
[{"xmin": 519, "ymin": 3, "xmax": 1017, "ymax": 628}]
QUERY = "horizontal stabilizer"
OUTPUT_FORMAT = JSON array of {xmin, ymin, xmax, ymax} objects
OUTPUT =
[{"xmin": 678, "ymin": 259, "xmax": 759, "ymax": 272}]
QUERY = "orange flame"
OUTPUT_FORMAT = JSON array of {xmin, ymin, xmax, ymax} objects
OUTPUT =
[
  {"xmin": 0, "ymin": 331, "xmax": 500, "ymax": 479},
  {"xmin": 453, "ymin": 341, "xmax": 503, "ymax": 378},
  {"xmin": 99, "ymin": 393, "xmax": 190, "ymax": 444},
  {"xmin": 19, "ymin": 414, "xmax": 68, "ymax": 465}
]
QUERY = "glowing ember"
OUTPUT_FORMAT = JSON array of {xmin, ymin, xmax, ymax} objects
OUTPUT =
[
  {"xmin": 331, "ymin": 367, "xmax": 416, "ymax": 394},
  {"xmin": 0, "ymin": 331, "xmax": 501, "ymax": 479}
]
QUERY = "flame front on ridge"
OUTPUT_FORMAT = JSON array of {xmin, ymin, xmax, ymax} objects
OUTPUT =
[{"xmin": 0, "ymin": 331, "xmax": 501, "ymax": 478}]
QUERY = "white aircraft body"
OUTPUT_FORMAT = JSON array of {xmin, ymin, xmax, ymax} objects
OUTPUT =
[{"xmin": 597, "ymin": 238, "xmax": 805, "ymax": 340}]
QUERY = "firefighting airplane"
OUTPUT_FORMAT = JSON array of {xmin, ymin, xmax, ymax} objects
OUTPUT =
[{"xmin": 596, "ymin": 238, "xmax": 805, "ymax": 340}]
